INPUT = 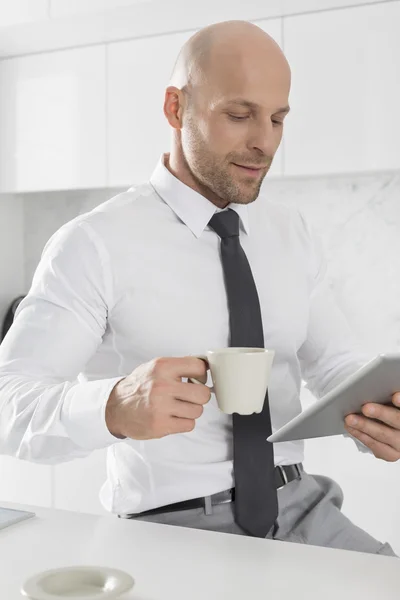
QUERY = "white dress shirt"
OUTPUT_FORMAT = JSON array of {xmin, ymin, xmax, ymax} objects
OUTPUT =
[{"xmin": 0, "ymin": 155, "xmax": 371, "ymax": 514}]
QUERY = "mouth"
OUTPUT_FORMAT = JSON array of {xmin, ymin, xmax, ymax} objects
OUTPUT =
[{"xmin": 232, "ymin": 163, "xmax": 266, "ymax": 178}]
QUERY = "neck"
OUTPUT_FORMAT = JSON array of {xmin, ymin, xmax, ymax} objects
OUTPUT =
[{"xmin": 166, "ymin": 148, "xmax": 230, "ymax": 209}]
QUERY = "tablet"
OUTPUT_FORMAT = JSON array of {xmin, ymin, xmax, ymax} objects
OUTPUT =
[
  {"xmin": 267, "ymin": 353, "xmax": 400, "ymax": 443},
  {"xmin": 0, "ymin": 506, "xmax": 35, "ymax": 531}
]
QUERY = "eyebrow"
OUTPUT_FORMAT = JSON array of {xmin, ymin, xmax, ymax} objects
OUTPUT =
[{"xmin": 226, "ymin": 99, "xmax": 291, "ymax": 114}]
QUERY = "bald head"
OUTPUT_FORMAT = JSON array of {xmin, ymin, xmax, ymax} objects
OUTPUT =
[
  {"xmin": 164, "ymin": 20, "xmax": 291, "ymax": 208},
  {"xmin": 170, "ymin": 20, "xmax": 290, "ymax": 93}
]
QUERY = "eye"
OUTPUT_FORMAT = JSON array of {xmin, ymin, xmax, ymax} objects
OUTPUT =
[
  {"xmin": 272, "ymin": 119, "xmax": 284, "ymax": 126},
  {"xmin": 228, "ymin": 114, "xmax": 250, "ymax": 121}
]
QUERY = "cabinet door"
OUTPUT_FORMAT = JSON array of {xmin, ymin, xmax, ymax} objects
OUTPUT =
[
  {"xmin": 0, "ymin": 0, "xmax": 48, "ymax": 27},
  {"xmin": 107, "ymin": 18, "xmax": 283, "ymax": 186},
  {"xmin": 50, "ymin": 1, "xmax": 283, "ymax": 32},
  {"xmin": 257, "ymin": 19, "xmax": 284, "ymax": 177},
  {"xmin": 107, "ymin": 31, "xmax": 194, "ymax": 186},
  {"xmin": 282, "ymin": 0, "xmax": 389, "ymax": 15},
  {"xmin": 0, "ymin": 45, "xmax": 106, "ymax": 192},
  {"xmin": 50, "ymin": 0, "xmax": 150, "ymax": 18},
  {"xmin": 283, "ymin": 2, "xmax": 400, "ymax": 175},
  {"xmin": 0, "ymin": 456, "xmax": 52, "ymax": 508}
]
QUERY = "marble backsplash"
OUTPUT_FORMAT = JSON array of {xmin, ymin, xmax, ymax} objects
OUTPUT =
[{"xmin": 21, "ymin": 169, "xmax": 400, "ymax": 357}]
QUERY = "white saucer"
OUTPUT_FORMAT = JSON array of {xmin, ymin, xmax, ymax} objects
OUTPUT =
[{"xmin": 21, "ymin": 565, "xmax": 135, "ymax": 600}]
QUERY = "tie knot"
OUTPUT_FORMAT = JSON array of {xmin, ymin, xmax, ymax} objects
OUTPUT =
[{"xmin": 208, "ymin": 209, "xmax": 239, "ymax": 239}]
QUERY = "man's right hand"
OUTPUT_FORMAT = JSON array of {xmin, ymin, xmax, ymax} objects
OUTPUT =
[{"xmin": 105, "ymin": 357, "xmax": 211, "ymax": 440}]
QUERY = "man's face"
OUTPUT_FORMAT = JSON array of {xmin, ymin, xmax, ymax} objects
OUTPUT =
[{"xmin": 180, "ymin": 55, "xmax": 291, "ymax": 206}]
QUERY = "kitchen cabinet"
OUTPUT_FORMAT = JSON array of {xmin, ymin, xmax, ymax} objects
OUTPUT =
[
  {"xmin": 50, "ymin": 0, "xmax": 152, "ymax": 19},
  {"xmin": 283, "ymin": 2, "xmax": 400, "ymax": 175},
  {"xmin": 0, "ymin": 0, "xmax": 48, "ymax": 28},
  {"xmin": 50, "ymin": 0, "xmax": 392, "ymax": 22},
  {"xmin": 0, "ymin": 2, "xmax": 394, "ymax": 61},
  {"xmin": 1, "ymin": 2, "xmax": 282, "ymax": 60},
  {"xmin": 107, "ymin": 18, "xmax": 283, "ymax": 187},
  {"xmin": 107, "ymin": 30, "xmax": 196, "ymax": 186},
  {"xmin": 0, "ymin": 45, "xmax": 107, "ymax": 192},
  {"xmin": 257, "ymin": 19, "xmax": 284, "ymax": 177},
  {"xmin": 50, "ymin": 0, "xmax": 283, "ymax": 24},
  {"xmin": 282, "ymin": 0, "xmax": 390, "ymax": 16}
]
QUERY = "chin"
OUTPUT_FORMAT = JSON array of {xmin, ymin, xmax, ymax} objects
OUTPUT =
[{"xmin": 237, "ymin": 187, "xmax": 262, "ymax": 205}]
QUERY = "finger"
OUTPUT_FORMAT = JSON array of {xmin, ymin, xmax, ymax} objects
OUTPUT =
[
  {"xmin": 173, "ymin": 380, "xmax": 211, "ymax": 405},
  {"xmin": 151, "ymin": 356, "xmax": 209, "ymax": 382},
  {"xmin": 345, "ymin": 426, "xmax": 400, "ymax": 462},
  {"xmin": 187, "ymin": 370, "xmax": 208, "ymax": 385},
  {"xmin": 361, "ymin": 402, "xmax": 400, "ymax": 430},
  {"xmin": 170, "ymin": 399, "xmax": 204, "ymax": 420},
  {"xmin": 392, "ymin": 392, "xmax": 400, "ymax": 408},
  {"xmin": 345, "ymin": 414, "xmax": 400, "ymax": 451}
]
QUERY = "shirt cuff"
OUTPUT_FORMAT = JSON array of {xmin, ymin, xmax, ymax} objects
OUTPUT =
[
  {"xmin": 343, "ymin": 431, "xmax": 372, "ymax": 454},
  {"xmin": 61, "ymin": 377, "xmax": 125, "ymax": 451}
]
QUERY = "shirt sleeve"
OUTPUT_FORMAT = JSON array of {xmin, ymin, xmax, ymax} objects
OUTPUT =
[
  {"xmin": 0, "ymin": 218, "xmax": 124, "ymax": 464},
  {"xmin": 296, "ymin": 211, "xmax": 373, "ymax": 454}
]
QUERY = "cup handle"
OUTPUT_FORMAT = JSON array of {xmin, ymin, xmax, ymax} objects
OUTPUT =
[{"xmin": 188, "ymin": 355, "xmax": 215, "ymax": 394}]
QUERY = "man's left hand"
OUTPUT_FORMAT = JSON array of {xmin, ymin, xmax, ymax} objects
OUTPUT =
[{"xmin": 344, "ymin": 393, "xmax": 400, "ymax": 462}]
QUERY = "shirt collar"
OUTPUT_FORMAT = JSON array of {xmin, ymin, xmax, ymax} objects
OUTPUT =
[{"xmin": 149, "ymin": 154, "xmax": 250, "ymax": 239}]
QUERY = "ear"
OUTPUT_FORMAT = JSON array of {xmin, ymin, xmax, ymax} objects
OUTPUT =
[{"xmin": 164, "ymin": 86, "xmax": 185, "ymax": 130}]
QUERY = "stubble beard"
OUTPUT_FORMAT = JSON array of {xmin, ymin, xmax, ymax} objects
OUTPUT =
[{"xmin": 182, "ymin": 119, "xmax": 272, "ymax": 206}]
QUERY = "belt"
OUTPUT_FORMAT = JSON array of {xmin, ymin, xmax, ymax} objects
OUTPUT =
[{"xmin": 121, "ymin": 463, "xmax": 303, "ymax": 519}]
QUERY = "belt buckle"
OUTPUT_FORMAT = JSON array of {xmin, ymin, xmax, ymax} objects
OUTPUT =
[
  {"xmin": 204, "ymin": 496, "xmax": 213, "ymax": 516},
  {"xmin": 276, "ymin": 464, "xmax": 302, "ymax": 491},
  {"xmin": 294, "ymin": 463, "xmax": 302, "ymax": 479},
  {"xmin": 203, "ymin": 489, "xmax": 234, "ymax": 516}
]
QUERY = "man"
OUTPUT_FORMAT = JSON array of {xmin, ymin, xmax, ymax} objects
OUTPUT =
[{"xmin": 0, "ymin": 20, "xmax": 399, "ymax": 556}]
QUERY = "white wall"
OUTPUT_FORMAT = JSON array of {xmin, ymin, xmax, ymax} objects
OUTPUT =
[{"xmin": 265, "ymin": 171, "xmax": 400, "ymax": 552}]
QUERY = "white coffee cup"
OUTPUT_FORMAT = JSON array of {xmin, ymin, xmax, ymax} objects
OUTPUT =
[{"xmin": 189, "ymin": 347, "xmax": 275, "ymax": 415}]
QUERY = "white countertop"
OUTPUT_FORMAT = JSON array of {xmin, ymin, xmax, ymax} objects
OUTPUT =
[{"xmin": 0, "ymin": 501, "xmax": 398, "ymax": 600}]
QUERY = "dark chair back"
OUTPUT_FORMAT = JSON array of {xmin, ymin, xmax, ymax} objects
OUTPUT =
[{"xmin": 1, "ymin": 296, "xmax": 25, "ymax": 343}]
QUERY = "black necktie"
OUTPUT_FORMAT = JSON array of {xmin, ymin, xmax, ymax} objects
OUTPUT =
[{"xmin": 208, "ymin": 208, "xmax": 278, "ymax": 537}]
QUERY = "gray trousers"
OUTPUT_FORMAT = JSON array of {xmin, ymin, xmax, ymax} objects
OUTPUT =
[{"xmin": 130, "ymin": 472, "xmax": 396, "ymax": 557}]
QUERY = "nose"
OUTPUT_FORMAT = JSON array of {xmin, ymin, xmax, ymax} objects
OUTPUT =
[{"xmin": 248, "ymin": 119, "xmax": 280, "ymax": 157}]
